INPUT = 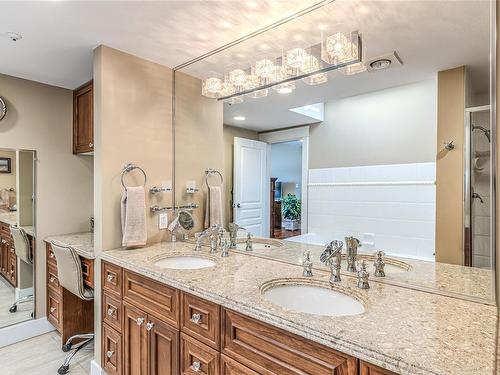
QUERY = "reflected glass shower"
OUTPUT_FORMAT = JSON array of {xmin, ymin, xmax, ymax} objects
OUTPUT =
[{"xmin": 464, "ymin": 106, "xmax": 491, "ymax": 268}]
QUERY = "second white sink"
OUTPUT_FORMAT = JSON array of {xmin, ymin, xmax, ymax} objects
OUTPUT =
[
  {"xmin": 154, "ymin": 256, "xmax": 216, "ymax": 270},
  {"xmin": 263, "ymin": 283, "xmax": 365, "ymax": 317}
]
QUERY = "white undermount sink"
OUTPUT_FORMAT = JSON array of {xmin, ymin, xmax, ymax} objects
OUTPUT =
[
  {"xmin": 262, "ymin": 283, "xmax": 365, "ymax": 317},
  {"xmin": 154, "ymin": 256, "xmax": 216, "ymax": 270}
]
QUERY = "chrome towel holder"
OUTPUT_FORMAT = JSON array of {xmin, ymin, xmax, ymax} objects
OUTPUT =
[
  {"xmin": 121, "ymin": 163, "xmax": 147, "ymax": 189},
  {"xmin": 205, "ymin": 168, "xmax": 223, "ymax": 188}
]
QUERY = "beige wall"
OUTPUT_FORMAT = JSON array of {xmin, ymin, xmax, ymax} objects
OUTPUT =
[
  {"xmin": 174, "ymin": 71, "xmax": 223, "ymax": 233},
  {"xmin": 496, "ymin": 2, "xmax": 499, "ymax": 306},
  {"xmin": 309, "ymin": 79, "xmax": 437, "ymax": 168},
  {"xmin": 0, "ymin": 149, "xmax": 16, "ymax": 207},
  {"xmin": 435, "ymin": 67, "xmax": 466, "ymax": 265},
  {"xmin": 0, "ymin": 73, "xmax": 94, "ymax": 317},
  {"xmin": 222, "ymin": 125, "xmax": 259, "ymax": 226}
]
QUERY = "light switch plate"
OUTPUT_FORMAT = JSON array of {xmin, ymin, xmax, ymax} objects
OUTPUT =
[{"xmin": 159, "ymin": 213, "xmax": 168, "ymax": 229}]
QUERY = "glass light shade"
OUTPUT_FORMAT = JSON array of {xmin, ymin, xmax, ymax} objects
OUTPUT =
[
  {"xmin": 228, "ymin": 69, "xmax": 247, "ymax": 87},
  {"xmin": 243, "ymin": 74, "xmax": 261, "ymax": 91},
  {"xmin": 269, "ymin": 65, "xmax": 288, "ymax": 83},
  {"xmin": 300, "ymin": 55, "xmax": 320, "ymax": 74},
  {"xmin": 321, "ymin": 31, "xmax": 359, "ymax": 65},
  {"xmin": 201, "ymin": 77, "xmax": 222, "ymax": 98},
  {"xmin": 254, "ymin": 59, "xmax": 275, "ymax": 79},
  {"xmin": 224, "ymin": 96, "xmax": 244, "ymax": 104},
  {"xmin": 341, "ymin": 61, "xmax": 366, "ymax": 75},
  {"xmin": 247, "ymin": 88, "xmax": 269, "ymax": 99},
  {"xmin": 219, "ymin": 82, "xmax": 235, "ymax": 97},
  {"xmin": 273, "ymin": 81, "xmax": 296, "ymax": 94},
  {"xmin": 302, "ymin": 72, "xmax": 328, "ymax": 85},
  {"xmin": 285, "ymin": 47, "xmax": 309, "ymax": 69}
]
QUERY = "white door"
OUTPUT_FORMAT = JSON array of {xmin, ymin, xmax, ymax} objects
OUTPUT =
[{"xmin": 233, "ymin": 137, "xmax": 269, "ymax": 237}]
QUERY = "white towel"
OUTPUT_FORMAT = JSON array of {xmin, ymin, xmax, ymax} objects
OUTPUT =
[
  {"xmin": 0, "ymin": 189, "xmax": 9, "ymax": 208},
  {"xmin": 204, "ymin": 185, "xmax": 223, "ymax": 229},
  {"xmin": 121, "ymin": 186, "xmax": 147, "ymax": 248}
]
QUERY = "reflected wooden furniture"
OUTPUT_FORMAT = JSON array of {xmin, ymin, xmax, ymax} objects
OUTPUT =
[
  {"xmin": 73, "ymin": 80, "xmax": 94, "ymax": 154},
  {"xmin": 0, "ymin": 220, "xmax": 34, "ymax": 287},
  {"xmin": 45, "ymin": 242, "xmax": 94, "ymax": 344},
  {"xmin": 269, "ymin": 177, "xmax": 278, "ymax": 237},
  {"xmin": 101, "ymin": 261, "xmax": 398, "ymax": 375}
]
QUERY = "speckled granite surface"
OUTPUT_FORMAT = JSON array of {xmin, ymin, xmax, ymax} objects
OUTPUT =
[
  {"xmin": 0, "ymin": 211, "xmax": 35, "ymax": 237},
  {"xmin": 100, "ymin": 241, "xmax": 498, "ymax": 375},
  {"xmin": 45, "ymin": 232, "xmax": 94, "ymax": 259}
]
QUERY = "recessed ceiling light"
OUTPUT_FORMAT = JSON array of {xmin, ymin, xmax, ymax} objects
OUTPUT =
[
  {"xmin": 259, "ymin": 44, "xmax": 270, "ymax": 50},
  {"xmin": 318, "ymin": 24, "xmax": 328, "ymax": 31},
  {"xmin": 5, "ymin": 32, "xmax": 22, "ymax": 42},
  {"xmin": 369, "ymin": 59, "xmax": 391, "ymax": 71},
  {"xmin": 246, "ymin": 1, "xmax": 258, "ymax": 8},
  {"xmin": 233, "ymin": 116, "xmax": 246, "ymax": 121},
  {"xmin": 197, "ymin": 33, "xmax": 208, "ymax": 41},
  {"xmin": 219, "ymin": 21, "xmax": 232, "ymax": 29}
]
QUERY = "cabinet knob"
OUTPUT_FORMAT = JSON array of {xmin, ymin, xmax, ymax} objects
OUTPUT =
[
  {"xmin": 89, "ymin": 142, "xmax": 94, "ymax": 148},
  {"xmin": 146, "ymin": 322, "xmax": 155, "ymax": 331},
  {"xmin": 1, "ymin": 239, "xmax": 6, "ymax": 244},
  {"xmin": 106, "ymin": 351, "xmax": 114, "ymax": 359},
  {"xmin": 135, "ymin": 317, "xmax": 145, "ymax": 326},
  {"xmin": 106, "ymin": 274, "xmax": 115, "ymax": 282},
  {"xmin": 49, "ymin": 252, "xmax": 55, "ymax": 258},
  {"xmin": 190, "ymin": 313, "xmax": 202, "ymax": 324},
  {"xmin": 49, "ymin": 276, "xmax": 55, "ymax": 283},
  {"xmin": 190, "ymin": 361, "xmax": 201, "ymax": 372},
  {"xmin": 107, "ymin": 307, "xmax": 116, "ymax": 317},
  {"xmin": 50, "ymin": 307, "xmax": 56, "ymax": 313}
]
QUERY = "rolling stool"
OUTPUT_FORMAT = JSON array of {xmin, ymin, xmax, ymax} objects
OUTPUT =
[
  {"xmin": 50, "ymin": 241, "xmax": 94, "ymax": 375},
  {"xmin": 9, "ymin": 225, "xmax": 33, "ymax": 315}
]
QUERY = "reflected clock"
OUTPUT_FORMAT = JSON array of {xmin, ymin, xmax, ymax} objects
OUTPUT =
[{"xmin": 0, "ymin": 97, "xmax": 6, "ymax": 121}]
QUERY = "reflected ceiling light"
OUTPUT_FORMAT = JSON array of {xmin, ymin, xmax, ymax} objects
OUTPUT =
[
  {"xmin": 219, "ymin": 82, "xmax": 235, "ymax": 97},
  {"xmin": 201, "ymin": 77, "xmax": 222, "ymax": 98},
  {"xmin": 243, "ymin": 74, "xmax": 261, "ymax": 91},
  {"xmin": 341, "ymin": 61, "xmax": 367, "ymax": 75},
  {"xmin": 228, "ymin": 69, "xmax": 247, "ymax": 87},
  {"xmin": 246, "ymin": 1, "xmax": 258, "ymax": 8},
  {"xmin": 254, "ymin": 59, "xmax": 275, "ymax": 79},
  {"xmin": 224, "ymin": 96, "xmax": 244, "ymax": 104},
  {"xmin": 247, "ymin": 88, "xmax": 269, "ymax": 99},
  {"xmin": 219, "ymin": 21, "xmax": 232, "ymax": 29},
  {"xmin": 233, "ymin": 116, "xmax": 246, "ymax": 121},
  {"xmin": 285, "ymin": 47, "xmax": 309, "ymax": 69},
  {"xmin": 302, "ymin": 73, "xmax": 328, "ymax": 85},
  {"xmin": 274, "ymin": 82, "xmax": 295, "ymax": 94}
]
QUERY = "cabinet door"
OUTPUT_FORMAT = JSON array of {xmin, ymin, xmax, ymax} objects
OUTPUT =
[
  {"xmin": 221, "ymin": 355, "xmax": 258, "ymax": 375},
  {"xmin": 124, "ymin": 303, "xmax": 148, "ymax": 375},
  {"xmin": 73, "ymin": 81, "xmax": 93, "ymax": 154},
  {"xmin": 148, "ymin": 315, "xmax": 179, "ymax": 375},
  {"xmin": 360, "ymin": 361, "xmax": 398, "ymax": 375},
  {"xmin": 0, "ymin": 236, "xmax": 8, "ymax": 275},
  {"xmin": 181, "ymin": 333, "xmax": 219, "ymax": 375},
  {"xmin": 103, "ymin": 324, "xmax": 122, "ymax": 375}
]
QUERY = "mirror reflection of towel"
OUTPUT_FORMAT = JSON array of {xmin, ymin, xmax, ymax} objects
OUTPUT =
[
  {"xmin": 204, "ymin": 185, "xmax": 223, "ymax": 229},
  {"xmin": 121, "ymin": 186, "xmax": 147, "ymax": 247}
]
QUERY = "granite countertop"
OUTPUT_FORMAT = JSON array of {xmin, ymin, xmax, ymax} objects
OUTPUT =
[
  {"xmin": 0, "ymin": 211, "xmax": 35, "ymax": 237},
  {"xmin": 100, "ymin": 242, "xmax": 498, "ymax": 375},
  {"xmin": 45, "ymin": 232, "xmax": 95, "ymax": 259}
]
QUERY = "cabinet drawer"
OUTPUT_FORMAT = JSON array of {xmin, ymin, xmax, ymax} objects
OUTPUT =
[
  {"xmin": 123, "ymin": 270, "xmax": 179, "ymax": 328},
  {"xmin": 0, "ymin": 223, "xmax": 9, "ymax": 236},
  {"xmin": 8, "ymin": 255, "xmax": 16, "ymax": 285},
  {"xmin": 222, "ymin": 309, "xmax": 358, "ymax": 375},
  {"xmin": 103, "ymin": 262, "xmax": 122, "ymax": 297},
  {"xmin": 360, "ymin": 361, "xmax": 398, "ymax": 375},
  {"xmin": 181, "ymin": 333, "xmax": 219, "ymax": 375},
  {"xmin": 81, "ymin": 258, "xmax": 94, "ymax": 289},
  {"xmin": 181, "ymin": 292, "xmax": 220, "ymax": 349},
  {"xmin": 47, "ymin": 263, "xmax": 61, "ymax": 294},
  {"xmin": 103, "ymin": 324, "xmax": 122, "ymax": 375},
  {"xmin": 46, "ymin": 243, "xmax": 57, "ymax": 267},
  {"xmin": 221, "ymin": 355, "xmax": 259, "ymax": 375},
  {"xmin": 103, "ymin": 292, "xmax": 122, "ymax": 332},
  {"xmin": 47, "ymin": 290, "xmax": 62, "ymax": 330}
]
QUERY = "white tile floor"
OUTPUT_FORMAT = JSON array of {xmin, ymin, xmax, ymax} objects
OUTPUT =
[
  {"xmin": 0, "ymin": 331, "xmax": 93, "ymax": 375},
  {"xmin": 0, "ymin": 275, "xmax": 33, "ymax": 329}
]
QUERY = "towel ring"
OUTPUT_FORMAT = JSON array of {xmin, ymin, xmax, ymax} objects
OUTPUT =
[
  {"xmin": 121, "ymin": 163, "xmax": 147, "ymax": 189},
  {"xmin": 205, "ymin": 168, "xmax": 223, "ymax": 188}
]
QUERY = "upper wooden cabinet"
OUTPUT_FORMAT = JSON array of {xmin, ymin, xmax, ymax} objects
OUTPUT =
[{"xmin": 73, "ymin": 81, "xmax": 94, "ymax": 154}]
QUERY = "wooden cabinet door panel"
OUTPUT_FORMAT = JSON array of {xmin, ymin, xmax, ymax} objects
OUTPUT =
[
  {"xmin": 222, "ymin": 309, "xmax": 357, "ymax": 375},
  {"xmin": 148, "ymin": 315, "xmax": 179, "ymax": 375},
  {"xmin": 103, "ymin": 324, "xmax": 123, "ymax": 375},
  {"xmin": 221, "ymin": 355, "xmax": 258, "ymax": 375},
  {"xmin": 47, "ymin": 290, "xmax": 62, "ymax": 330},
  {"xmin": 103, "ymin": 292, "xmax": 123, "ymax": 333},
  {"xmin": 360, "ymin": 361, "xmax": 398, "ymax": 375},
  {"xmin": 181, "ymin": 292, "xmax": 220, "ymax": 350},
  {"xmin": 124, "ymin": 270, "xmax": 179, "ymax": 328},
  {"xmin": 181, "ymin": 333, "xmax": 219, "ymax": 375},
  {"xmin": 73, "ymin": 82, "xmax": 93, "ymax": 154},
  {"xmin": 124, "ymin": 303, "xmax": 148, "ymax": 375},
  {"xmin": 103, "ymin": 261, "xmax": 123, "ymax": 297}
]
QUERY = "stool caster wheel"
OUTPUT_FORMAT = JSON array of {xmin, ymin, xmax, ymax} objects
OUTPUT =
[
  {"xmin": 9, "ymin": 305, "xmax": 17, "ymax": 313},
  {"xmin": 61, "ymin": 343, "xmax": 72, "ymax": 352},
  {"xmin": 58, "ymin": 365, "xmax": 69, "ymax": 374}
]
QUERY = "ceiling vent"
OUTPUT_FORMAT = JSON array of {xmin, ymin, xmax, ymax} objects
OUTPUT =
[{"xmin": 366, "ymin": 51, "xmax": 403, "ymax": 72}]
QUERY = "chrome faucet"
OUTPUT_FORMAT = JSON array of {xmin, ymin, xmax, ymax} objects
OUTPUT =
[
  {"xmin": 373, "ymin": 250, "xmax": 386, "ymax": 277},
  {"xmin": 302, "ymin": 251, "xmax": 313, "ymax": 277},
  {"xmin": 220, "ymin": 238, "xmax": 229, "ymax": 257},
  {"xmin": 320, "ymin": 240, "xmax": 343, "ymax": 283},
  {"xmin": 194, "ymin": 228, "xmax": 212, "ymax": 251},
  {"xmin": 356, "ymin": 260, "xmax": 370, "ymax": 289},
  {"xmin": 228, "ymin": 223, "xmax": 245, "ymax": 248},
  {"xmin": 245, "ymin": 232, "xmax": 253, "ymax": 251},
  {"xmin": 345, "ymin": 236, "xmax": 362, "ymax": 272}
]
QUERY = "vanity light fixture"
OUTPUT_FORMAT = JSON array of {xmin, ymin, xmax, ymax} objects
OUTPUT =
[
  {"xmin": 274, "ymin": 82, "xmax": 295, "ymax": 94},
  {"xmin": 302, "ymin": 73, "xmax": 328, "ymax": 85},
  {"xmin": 233, "ymin": 116, "xmax": 246, "ymax": 121},
  {"xmin": 224, "ymin": 96, "xmax": 244, "ymax": 104},
  {"xmin": 340, "ymin": 61, "xmax": 367, "ymax": 75},
  {"xmin": 300, "ymin": 55, "xmax": 328, "ymax": 85},
  {"xmin": 321, "ymin": 31, "xmax": 358, "ymax": 65},
  {"xmin": 285, "ymin": 47, "xmax": 310, "ymax": 69},
  {"xmin": 254, "ymin": 59, "xmax": 275, "ymax": 79},
  {"xmin": 247, "ymin": 88, "xmax": 269, "ymax": 99},
  {"xmin": 228, "ymin": 69, "xmax": 248, "ymax": 87},
  {"xmin": 201, "ymin": 77, "xmax": 223, "ymax": 98}
]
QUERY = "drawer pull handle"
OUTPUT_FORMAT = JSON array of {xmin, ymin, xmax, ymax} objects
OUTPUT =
[
  {"xmin": 146, "ymin": 322, "xmax": 155, "ymax": 331},
  {"xmin": 190, "ymin": 313, "xmax": 202, "ymax": 324},
  {"xmin": 49, "ymin": 252, "xmax": 55, "ymax": 258},
  {"xmin": 49, "ymin": 276, "xmax": 55, "ymax": 283},
  {"xmin": 135, "ymin": 317, "xmax": 145, "ymax": 326},
  {"xmin": 106, "ymin": 351, "xmax": 114, "ymax": 359},
  {"xmin": 50, "ymin": 307, "xmax": 56, "ymax": 313},
  {"xmin": 107, "ymin": 307, "xmax": 116, "ymax": 317},
  {"xmin": 190, "ymin": 361, "xmax": 201, "ymax": 372},
  {"xmin": 1, "ymin": 239, "xmax": 6, "ymax": 244},
  {"xmin": 89, "ymin": 142, "xmax": 94, "ymax": 148},
  {"xmin": 106, "ymin": 274, "xmax": 115, "ymax": 282}
]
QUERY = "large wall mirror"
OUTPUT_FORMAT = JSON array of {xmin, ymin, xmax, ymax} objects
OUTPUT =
[
  {"xmin": 174, "ymin": 0, "xmax": 495, "ymax": 303},
  {"xmin": 0, "ymin": 148, "xmax": 36, "ymax": 328}
]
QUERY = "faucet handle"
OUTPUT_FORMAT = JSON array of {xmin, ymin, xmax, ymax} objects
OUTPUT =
[
  {"xmin": 302, "ymin": 251, "xmax": 313, "ymax": 277},
  {"xmin": 356, "ymin": 260, "xmax": 370, "ymax": 289},
  {"xmin": 221, "ymin": 238, "xmax": 229, "ymax": 257},
  {"xmin": 373, "ymin": 251, "xmax": 386, "ymax": 277}
]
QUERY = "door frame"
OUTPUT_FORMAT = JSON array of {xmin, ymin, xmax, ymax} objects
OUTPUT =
[{"xmin": 259, "ymin": 126, "xmax": 310, "ymax": 234}]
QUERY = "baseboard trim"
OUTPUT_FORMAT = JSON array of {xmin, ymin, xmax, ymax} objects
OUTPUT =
[
  {"xmin": 0, "ymin": 317, "xmax": 55, "ymax": 348},
  {"xmin": 91, "ymin": 360, "xmax": 105, "ymax": 375},
  {"xmin": 15, "ymin": 286, "xmax": 33, "ymax": 300}
]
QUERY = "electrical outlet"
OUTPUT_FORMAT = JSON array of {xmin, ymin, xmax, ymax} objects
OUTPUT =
[{"xmin": 159, "ymin": 213, "xmax": 169, "ymax": 230}]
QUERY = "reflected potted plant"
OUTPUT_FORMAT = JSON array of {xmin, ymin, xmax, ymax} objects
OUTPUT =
[{"xmin": 281, "ymin": 193, "xmax": 301, "ymax": 231}]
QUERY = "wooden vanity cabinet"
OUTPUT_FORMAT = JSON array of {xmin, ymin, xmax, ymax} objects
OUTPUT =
[
  {"xmin": 73, "ymin": 81, "xmax": 94, "ymax": 154},
  {"xmin": 101, "ymin": 261, "xmax": 396, "ymax": 375}
]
